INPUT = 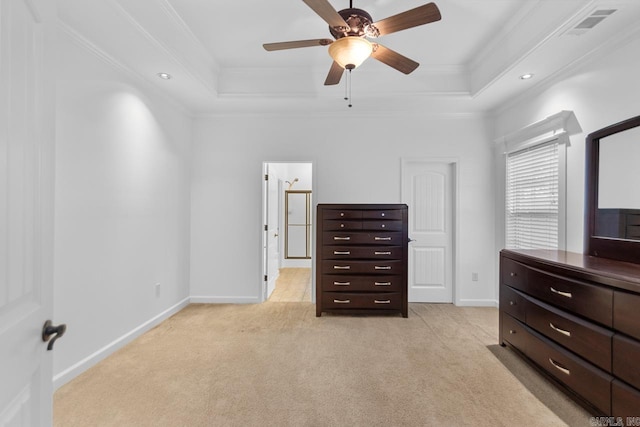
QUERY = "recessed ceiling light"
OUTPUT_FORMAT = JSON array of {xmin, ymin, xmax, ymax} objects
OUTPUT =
[
  {"xmin": 520, "ymin": 73, "xmax": 534, "ymax": 80},
  {"xmin": 157, "ymin": 73, "xmax": 172, "ymax": 80}
]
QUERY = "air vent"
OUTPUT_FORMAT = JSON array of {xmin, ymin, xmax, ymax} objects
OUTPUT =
[{"xmin": 565, "ymin": 9, "xmax": 617, "ymax": 36}]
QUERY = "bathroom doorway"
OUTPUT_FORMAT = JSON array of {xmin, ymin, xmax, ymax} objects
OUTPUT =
[{"xmin": 262, "ymin": 162, "xmax": 314, "ymax": 303}]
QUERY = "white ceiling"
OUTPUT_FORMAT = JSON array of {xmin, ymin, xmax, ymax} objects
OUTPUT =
[{"xmin": 57, "ymin": 0, "xmax": 640, "ymax": 115}]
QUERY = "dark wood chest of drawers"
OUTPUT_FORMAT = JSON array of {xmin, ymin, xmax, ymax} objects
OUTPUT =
[
  {"xmin": 316, "ymin": 204, "xmax": 408, "ymax": 317},
  {"xmin": 499, "ymin": 249, "xmax": 640, "ymax": 418}
]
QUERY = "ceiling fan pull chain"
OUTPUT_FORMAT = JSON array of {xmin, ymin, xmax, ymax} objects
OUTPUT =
[
  {"xmin": 348, "ymin": 69, "xmax": 353, "ymax": 108},
  {"xmin": 344, "ymin": 69, "xmax": 348, "ymax": 101}
]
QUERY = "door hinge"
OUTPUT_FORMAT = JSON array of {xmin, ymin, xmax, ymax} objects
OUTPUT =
[
  {"xmin": 264, "ymin": 224, "xmax": 268, "ymax": 231},
  {"xmin": 264, "ymin": 174, "xmax": 269, "ymax": 181},
  {"xmin": 264, "ymin": 275, "xmax": 268, "ymax": 282}
]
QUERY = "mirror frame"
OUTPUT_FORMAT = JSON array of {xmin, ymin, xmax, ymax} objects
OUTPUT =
[{"xmin": 585, "ymin": 114, "xmax": 640, "ymax": 264}]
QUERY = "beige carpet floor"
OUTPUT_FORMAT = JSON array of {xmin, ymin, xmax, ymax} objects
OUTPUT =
[{"xmin": 54, "ymin": 303, "xmax": 591, "ymax": 426}]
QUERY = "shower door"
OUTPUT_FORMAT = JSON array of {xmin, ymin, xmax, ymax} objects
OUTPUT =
[{"xmin": 285, "ymin": 191, "xmax": 312, "ymax": 259}]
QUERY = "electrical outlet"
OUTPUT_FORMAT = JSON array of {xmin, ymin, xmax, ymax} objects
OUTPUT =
[
  {"xmin": 471, "ymin": 273, "xmax": 478, "ymax": 282},
  {"xmin": 155, "ymin": 282, "xmax": 161, "ymax": 297}
]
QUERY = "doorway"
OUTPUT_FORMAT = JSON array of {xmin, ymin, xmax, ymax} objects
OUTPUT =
[
  {"xmin": 401, "ymin": 159, "xmax": 457, "ymax": 303},
  {"xmin": 262, "ymin": 162, "xmax": 314, "ymax": 303}
]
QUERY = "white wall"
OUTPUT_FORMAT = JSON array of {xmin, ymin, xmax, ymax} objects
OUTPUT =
[
  {"xmin": 53, "ymin": 29, "xmax": 193, "ymax": 386},
  {"xmin": 190, "ymin": 113, "xmax": 496, "ymax": 305},
  {"xmin": 493, "ymin": 34, "xmax": 640, "ymax": 254}
]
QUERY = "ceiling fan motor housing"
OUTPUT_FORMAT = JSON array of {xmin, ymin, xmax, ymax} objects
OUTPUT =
[{"xmin": 330, "ymin": 8, "xmax": 380, "ymax": 39}]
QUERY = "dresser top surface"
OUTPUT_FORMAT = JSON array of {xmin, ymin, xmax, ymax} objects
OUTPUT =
[
  {"xmin": 501, "ymin": 249, "xmax": 640, "ymax": 293},
  {"xmin": 317, "ymin": 204, "xmax": 407, "ymax": 209}
]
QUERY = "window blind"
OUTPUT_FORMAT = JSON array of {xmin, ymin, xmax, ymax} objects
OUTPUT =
[{"xmin": 506, "ymin": 140, "xmax": 559, "ymax": 249}]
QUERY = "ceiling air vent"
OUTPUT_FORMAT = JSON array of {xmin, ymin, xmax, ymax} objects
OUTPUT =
[{"xmin": 565, "ymin": 9, "xmax": 617, "ymax": 36}]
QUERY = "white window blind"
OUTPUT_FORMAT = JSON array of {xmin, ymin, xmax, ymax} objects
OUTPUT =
[{"xmin": 506, "ymin": 140, "xmax": 559, "ymax": 249}]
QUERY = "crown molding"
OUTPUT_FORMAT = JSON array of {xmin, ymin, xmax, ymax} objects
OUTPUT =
[
  {"xmin": 57, "ymin": 21, "xmax": 193, "ymax": 117},
  {"xmin": 490, "ymin": 20, "xmax": 640, "ymax": 118},
  {"xmin": 108, "ymin": 0, "xmax": 218, "ymax": 95}
]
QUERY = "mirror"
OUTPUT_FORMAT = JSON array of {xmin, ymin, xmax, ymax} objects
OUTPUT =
[
  {"xmin": 598, "ymin": 126, "xmax": 640, "ymax": 209},
  {"xmin": 585, "ymin": 115, "xmax": 640, "ymax": 264},
  {"xmin": 285, "ymin": 190, "xmax": 312, "ymax": 259}
]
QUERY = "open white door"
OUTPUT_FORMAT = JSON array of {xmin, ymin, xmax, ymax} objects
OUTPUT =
[
  {"xmin": 265, "ymin": 165, "xmax": 280, "ymax": 299},
  {"xmin": 0, "ymin": 0, "xmax": 57, "ymax": 425},
  {"xmin": 402, "ymin": 160, "xmax": 455, "ymax": 303}
]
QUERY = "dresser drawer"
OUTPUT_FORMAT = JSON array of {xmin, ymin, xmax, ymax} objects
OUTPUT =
[
  {"xmin": 614, "ymin": 291, "xmax": 640, "ymax": 341},
  {"xmin": 362, "ymin": 209, "xmax": 403, "ymax": 220},
  {"xmin": 613, "ymin": 334, "xmax": 640, "ymax": 390},
  {"xmin": 321, "ymin": 246, "xmax": 402, "ymax": 260},
  {"xmin": 321, "ymin": 275, "xmax": 403, "ymax": 292},
  {"xmin": 501, "ymin": 257, "xmax": 529, "ymax": 291},
  {"xmin": 323, "ymin": 219, "xmax": 363, "ymax": 231},
  {"xmin": 612, "ymin": 380, "xmax": 640, "ymax": 419},
  {"xmin": 502, "ymin": 313, "xmax": 529, "ymax": 351},
  {"xmin": 526, "ymin": 267, "xmax": 613, "ymax": 327},
  {"xmin": 526, "ymin": 297, "xmax": 613, "ymax": 371},
  {"xmin": 361, "ymin": 220, "xmax": 403, "ymax": 231},
  {"xmin": 527, "ymin": 328, "xmax": 612, "ymax": 414},
  {"xmin": 500, "ymin": 285, "xmax": 526, "ymax": 322},
  {"xmin": 323, "ymin": 209, "xmax": 362, "ymax": 220},
  {"xmin": 322, "ymin": 260, "xmax": 404, "ymax": 275},
  {"xmin": 323, "ymin": 231, "xmax": 404, "ymax": 246},
  {"xmin": 322, "ymin": 292, "xmax": 402, "ymax": 310}
]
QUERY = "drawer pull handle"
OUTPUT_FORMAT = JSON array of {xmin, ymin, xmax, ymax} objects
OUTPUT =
[
  {"xmin": 375, "ymin": 237, "xmax": 392, "ymax": 241},
  {"xmin": 333, "ymin": 299, "xmax": 350, "ymax": 304},
  {"xmin": 375, "ymin": 251, "xmax": 392, "ymax": 255},
  {"xmin": 333, "ymin": 282, "xmax": 351, "ymax": 286},
  {"xmin": 375, "ymin": 266, "xmax": 392, "ymax": 270},
  {"xmin": 509, "ymin": 301, "xmax": 516, "ymax": 306},
  {"xmin": 549, "ymin": 358, "xmax": 571, "ymax": 376},
  {"xmin": 334, "ymin": 237, "xmax": 351, "ymax": 241},
  {"xmin": 510, "ymin": 272, "xmax": 517, "ymax": 277},
  {"xmin": 334, "ymin": 251, "xmax": 351, "ymax": 255},
  {"xmin": 334, "ymin": 266, "xmax": 351, "ymax": 270},
  {"xmin": 550, "ymin": 287, "xmax": 572, "ymax": 298},
  {"xmin": 374, "ymin": 300, "xmax": 391, "ymax": 304},
  {"xmin": 509, "ymin": 330, "xmax": 516, "ymax": 334},
  {"xmin": 549, "ymin": 323, "xmax": 571, "ymax": 337},
  {"xmin": 375, "ymin": 282, "xmax": 392, "ymax": 286}
]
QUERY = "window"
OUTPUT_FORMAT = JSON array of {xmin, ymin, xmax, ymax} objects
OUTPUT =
[
  {"xmin": 506, "ymin": 140, "xmax": 560, "ymax": 249},
  {"xmin": 498, "ymin": 111, "xmax": 578, "ymax": 251}
]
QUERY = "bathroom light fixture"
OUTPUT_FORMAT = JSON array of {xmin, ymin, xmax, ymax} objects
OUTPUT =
[
  {"xmin": 520, "ymin": 73, "xmax": 534, "ymax": 80},
  {"xmin": 157, "ymin": 72, "xmax": 172, "ymax": 80}
]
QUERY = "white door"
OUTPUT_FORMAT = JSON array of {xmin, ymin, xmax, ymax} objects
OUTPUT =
[
  {"xmin": 0, "ymin": 0, "xmax": 57, "ymax": 425},
  {"xmin": 402, "ymin": 160, "xmax": 455, "ymax": 303},
  {"xmin": 265, "ymin": 165, "xmax": 280, "ymax": 298}
]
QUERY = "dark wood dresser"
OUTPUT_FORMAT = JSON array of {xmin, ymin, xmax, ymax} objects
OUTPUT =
[
  {"xmin": 499, "ymin": 249, "xmax": 640, "ymax": 417},
  {"xmin": 316, "ymin": 204, "xmax": 408, "ymax": 317}
]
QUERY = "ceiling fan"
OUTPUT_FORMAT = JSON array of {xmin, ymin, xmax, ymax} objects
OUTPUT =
[{"xmin": 263, "ymin": 0, "xmax": 442, "ymax": 86}]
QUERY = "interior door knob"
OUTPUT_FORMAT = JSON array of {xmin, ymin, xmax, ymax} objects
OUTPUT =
[{"xmin": 42, "ymin": 320, "xmax": 67, "ymax": 351}]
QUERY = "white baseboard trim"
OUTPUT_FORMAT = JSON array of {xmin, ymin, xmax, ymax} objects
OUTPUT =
[
  {"xmin": 190, "ymin": 296, "xmax": 260, "ymax": 304},
  {"xmin": 53, "ymin": 297, "xmax": 190, "ymax": 390},
  {"xmin": 456, "ymin": 299, "xmax": 499, "ymax": 307}
]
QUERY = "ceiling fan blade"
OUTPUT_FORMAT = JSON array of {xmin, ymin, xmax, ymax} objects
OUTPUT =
[
  {"xmin": 324, "ymin": 61, "xmax": 344, "ymax": 85},
  {"xmin": 373, "ymin": 2, "xmax": 441, "ymax": 37},
  {"xmin": 302, "ymin": 0, "xmax": 349, "ymax": 29},
  {"xmin": 263, "ymin": 39, "xmax": 333, "ymax": 51},
  {"xmin": 371, "ymin": 44, "xmax": 419, "ymax": 74}
]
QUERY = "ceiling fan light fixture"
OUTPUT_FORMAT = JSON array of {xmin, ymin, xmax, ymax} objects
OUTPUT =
[{"xmin": 328, "ymin": 36, "xmax": 373, "ymax": 69}]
